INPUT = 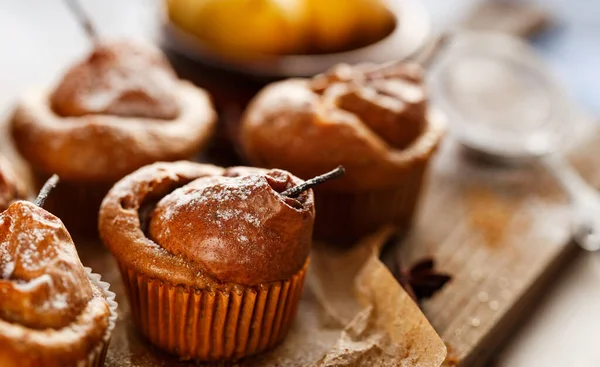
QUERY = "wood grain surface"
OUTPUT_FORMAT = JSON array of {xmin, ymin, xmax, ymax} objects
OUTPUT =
[{"xmin": 396, "ymin": 122, "xmax": 600, "ymax": 365}]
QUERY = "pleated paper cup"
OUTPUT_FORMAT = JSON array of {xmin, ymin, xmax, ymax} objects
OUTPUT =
[
  {"xmin": 84, "ymin": 267, "xmax": 118, "ymax": 367},
  {"xmin": 118, "ymin": 260, "xmax": 308, "ymax": 362}
]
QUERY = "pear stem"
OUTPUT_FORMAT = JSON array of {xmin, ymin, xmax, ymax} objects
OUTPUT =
[
  {"xmin": 282, "ymin": 166, "xmax": 345, "ymax": 198},
  {"xmin": 64, "ymin": 0, "xmax": 99, "ymax": 44},
  {"xmin": 34, "ymin": 175, "xmax": 60, "ymax": 208}
]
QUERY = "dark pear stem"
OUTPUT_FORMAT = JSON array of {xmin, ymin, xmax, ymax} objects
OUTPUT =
[
  {"xmin": 64, "ymin": 0, "xmax": 99, "ymax": 44},
  {"xmin": 34, "ymin": 175, "xmax": 60, "ymax": 208},
  {"xmin": 282, "ymin": 166, "xmax": 345, "ymax": 198}
]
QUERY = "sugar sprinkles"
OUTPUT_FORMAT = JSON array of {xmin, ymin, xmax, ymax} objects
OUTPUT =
[{"xmin": 152, "ymin": 174, "xmax": 289, "ymax": 265}]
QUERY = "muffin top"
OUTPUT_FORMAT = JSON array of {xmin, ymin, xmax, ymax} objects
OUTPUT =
[
  {"xmin": 10, "ymin": 40, "xmax": 216, "ymax": 182},
  {"xmin": 241, "ymin": 62, "xmax": 445, "ymax": 191},
  {"xmin": 0, "ymin": 156, "xmax": 26, "ymax": 212},
  {"xmin": 0, "ymin": 201, "xmax": 95, "ymax": 329},
  {"xmin": 100, "ymin": 162, "xmax": 314, "ymax": 288},
  {"xmin": 0, "ymin": 201, "xmax": 111, "ymax": 364},
  {"xmin": 51, "ymin": 40, "xmax": 180, "ymax": 120},
  {"xmin": 310, "ymin": 62, "xmax": 427, "ymax": 149}
]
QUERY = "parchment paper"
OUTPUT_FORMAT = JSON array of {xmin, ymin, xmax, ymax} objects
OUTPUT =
[{"xmin": 78, "ymin": 229, "xmax": 446, "ymax": 367}]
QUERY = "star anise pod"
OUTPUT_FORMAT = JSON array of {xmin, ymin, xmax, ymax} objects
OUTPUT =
[
  {"xmin": 380, "ymin": 234, "xmax": 452, "ymax": 303},
  {"xmin": 397, "ymin": 255, "xmax": 452, "ymax": 303}
]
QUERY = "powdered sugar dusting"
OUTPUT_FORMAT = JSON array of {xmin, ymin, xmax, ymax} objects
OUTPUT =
[
  {"xmin": 158, "ymin": 175, "xmax": 268, "ymax": 229},
  {"xmin": 55, "ymin": 40, "xmax": 180, "ymax": 120},
  {"xmin": 0, "ymin": 239, "xmax": 13, "ymax": 279},
  {"xmin": 152, "ymin": 174, "xmax": 285, "ymax": 267},
  {"xmin": 0, "ymin": 202, "xmax": 93, "ymax": 327},
  {"xmin": 14, "ymin": 228, "xmax": 60, "ymax": 272},
  {"xmin": 243, "ymin": 212, "xmax": 261, "ymax": 227},
  {"xmin": 0, "ymin": 215, "xmax": 14, "ymax": 279},
  {"xmin": 141, "ymin": 166, "xmax": 313, "ymax": 285},
  {"xmin": 77, "ymin": 60, "xmax": 178, "ymax": 119},
  {"xmin": 41, "ymin": 284, "xmax": 69, "ymax": 311}
]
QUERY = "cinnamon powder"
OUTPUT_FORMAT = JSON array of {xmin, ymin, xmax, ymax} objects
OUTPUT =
[{"xmin": 465, "ymin": 187, "xmax": 516, "ymax": 248}]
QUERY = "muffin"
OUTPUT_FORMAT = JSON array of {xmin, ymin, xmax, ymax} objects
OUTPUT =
[
  {"xmin": 99, "ymin": 161, "xmax": 314, "ymax": 361},
  {"xmin": 0, "ymin": 200, "xmax": 117, "ymax": 367},
  {"xmin": 10, "ymin": 40, "xmax": 217, "ymax": 236},
  {"xmin": 240, "ymin": 62, "xmax": 445, "ymax": 243},
  {"xmin": 0, "ymin": 155, "xmax": 28, "ymax": 212}
]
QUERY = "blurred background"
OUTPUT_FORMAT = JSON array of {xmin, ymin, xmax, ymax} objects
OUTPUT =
[
  {"xmin": 428, "ymin": 0, "xmax": 600, "ymax": 114},
  {"xmin": 0, "ymin": 1, "xmax": 598, "ymax": 366},
  {"xmin": 0, "ymin": 0, "xmax": 598, "ymax": 112}
]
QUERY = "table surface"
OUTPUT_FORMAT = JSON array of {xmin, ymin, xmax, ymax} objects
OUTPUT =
[
  {"xmin": 0, "ymin": 1, "xmax": 599, "ymax": 366},
  {"xmin": 425, "ymin": 1, "xmax": 600, "ymax": 365}
]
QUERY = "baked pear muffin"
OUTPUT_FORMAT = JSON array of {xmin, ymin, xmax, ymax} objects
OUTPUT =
[
  {"xmin": 240, "ymin": 62, "xmax": 445, "ymax": 243},
  {"xmin": 10, "ymin": 40, "xmax": 216, "ymax": 236},
  {"xmin": 99, "ymin": 161, "xmax": 314, "ymax": 361},
  {"xmin": 0, "ymin": 200, "xmax": 117, "ymax": 367}
]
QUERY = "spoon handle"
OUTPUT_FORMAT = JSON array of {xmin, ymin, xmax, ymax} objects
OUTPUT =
[{"xmin": 542, "ymin": 154, "xmax": 600, "ymax": 251}]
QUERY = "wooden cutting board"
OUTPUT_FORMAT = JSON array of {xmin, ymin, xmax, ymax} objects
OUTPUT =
[{"xmin": 395, "ymin": 120, "xmax": 600, "ymax": 366}]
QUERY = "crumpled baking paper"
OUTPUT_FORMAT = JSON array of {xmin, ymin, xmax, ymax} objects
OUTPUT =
[{"xmin": 99, "ymin": 228, "xmax": 446, "ymax": 367}]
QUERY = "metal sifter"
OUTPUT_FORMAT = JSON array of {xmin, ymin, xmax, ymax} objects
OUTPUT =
[{"xmin": 428, "ymin": 31, "xmax": 600, "ymax": 251}]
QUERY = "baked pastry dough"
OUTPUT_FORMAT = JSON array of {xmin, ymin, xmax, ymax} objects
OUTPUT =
[
  {"xmin": 11, "ymin": 40, "xmax": 216, "ymax": 235},
  {"xmin": 240, "ymin": 62, "xmax": 445, "ymax": 242},
  {"xmin": 0, "ymin": 201, "xmax": 116, "ymax": 367},
  {"xmin": 99, "ymin": 161, "xmax": 313, "ymax": 361}
]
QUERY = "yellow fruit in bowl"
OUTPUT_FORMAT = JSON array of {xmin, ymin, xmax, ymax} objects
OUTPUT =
[
  {"xmin": 166, "ymin": 0, "xmax": 396, "ymax": 57},
  {"xmin": 306, "ymin": 0, "xmax": 395, "ymax": 53},
  {"xmin": 167, "ymin": 0, "xmax": 308, "ymax": 57}
]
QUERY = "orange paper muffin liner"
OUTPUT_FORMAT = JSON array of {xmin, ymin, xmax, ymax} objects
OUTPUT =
[
  {"xmin": 118, "ymin": 259, "xmax": 308, "ymax": 362},
  {"xmin": 314, "ymin": 161, "xmax": 428, "ymax": 244}
]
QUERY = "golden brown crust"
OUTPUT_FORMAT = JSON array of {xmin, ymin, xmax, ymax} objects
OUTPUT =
[
  {"xmin": 149, "ymin": 168, "xmax": 313, "ymax": 285},
  {"xmin": 11, "ymin": 82, "xmax": 216, "ymax": 182},
  {"xmin": 0, "ymin": 202, "xmax": 93, "ymax": 329},
  {"xmin": 240, "ymin": 63, "xmax": 445, "ymax": 191},
  {"xmin": 50, "ymin": 40, "xmax": 180, "ymax": 120},
  {"xmin": 0, "ymin": 202, "xmax": 110, "ymax": 366},
  {"xmin": 321, "ymin": 64, "xmax": 426, "ymax": 149},
  {"xmin": 0, "ymin": 156, "xmax": 26, "ymax": 212},
  {"xmin": 10, "ymin": 40, "xmax": 216, "ymax": 183},
  {"xmin": 99, "ymin": 161, "xmax": 314, "ymax": 288}
]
